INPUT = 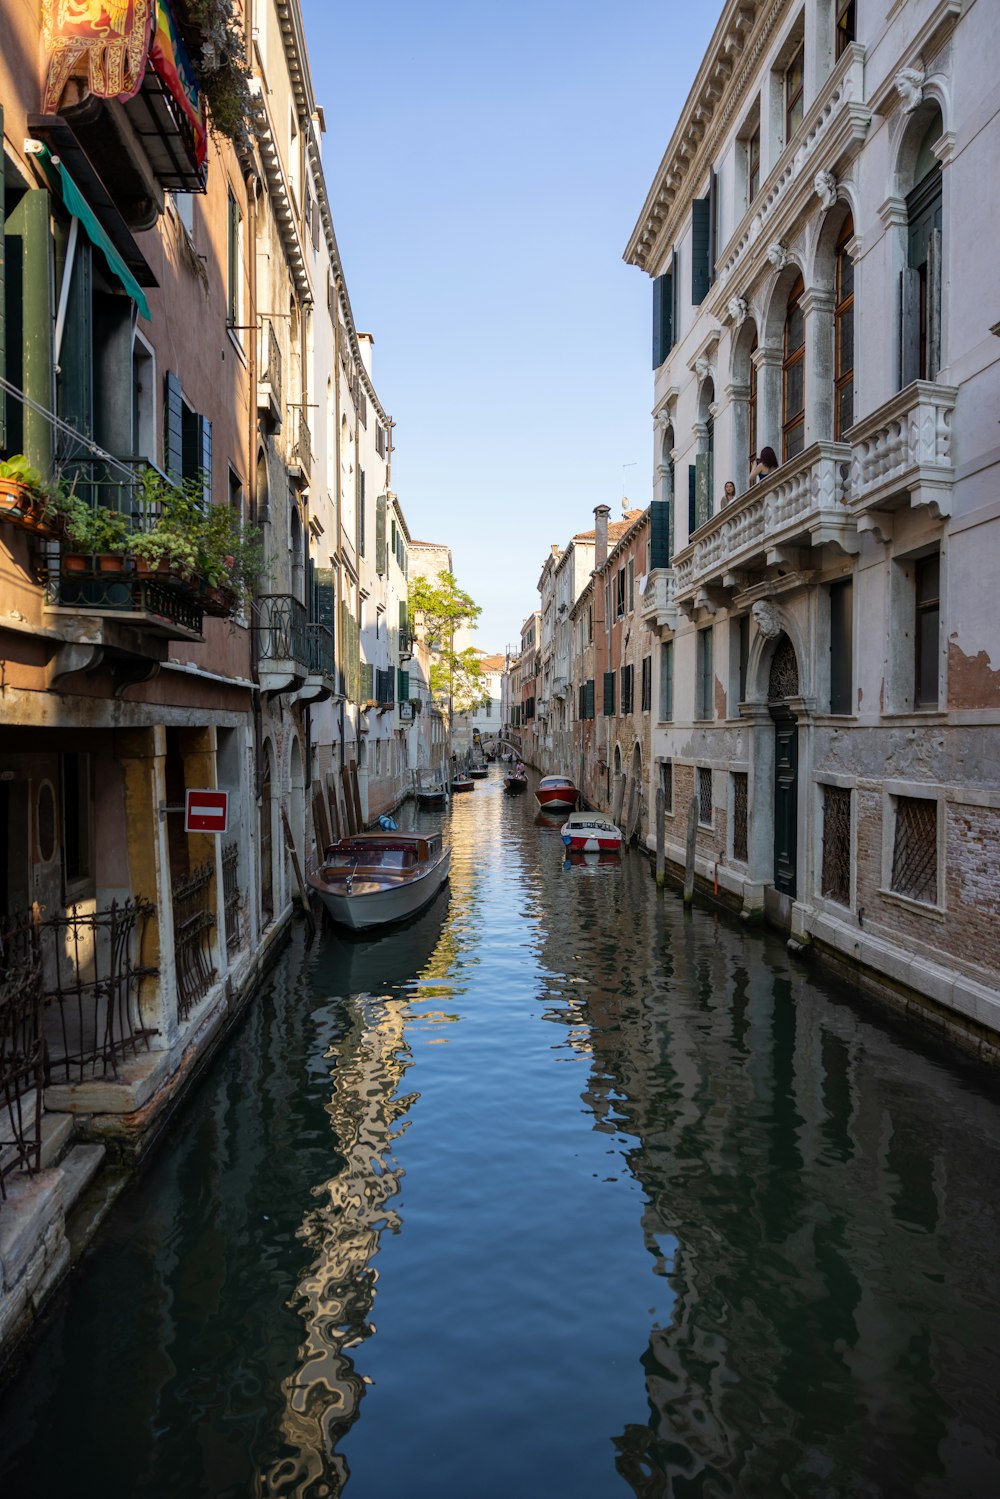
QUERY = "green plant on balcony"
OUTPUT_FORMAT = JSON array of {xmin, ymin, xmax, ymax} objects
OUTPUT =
[
  {"xmin": 59, "ymin": 494, "xmax": 130, "ymax": 556},
  {"xmin": 130, "ymin": 468, "xmax": 266, "ymax": 616},
  {"xmin": 182, "ymin": 0, "xmax": 254, "ymax": 147}
]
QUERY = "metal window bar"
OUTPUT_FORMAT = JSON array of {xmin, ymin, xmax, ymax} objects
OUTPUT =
[
  {"xmin": 257, "ymin": 594, "xmax": 308, "ymax": 666},
  {"xmin": 821, "ymin": 785, "xmax": 852, "ymax": 905},
  {"xmin": 221, "ymin": 842, "xmax": 243, "ymax": 957},
  {"xmin": 0, "ymin": 908, "xmax": 44, "ymax": 1194},
  {"xmin": 306, "ymin": 623, "xmax": 335, "ymax": 677},
  {"xmin": 42, "ymin": 899, "xmax": 158, "ymax": 1086},
  {"xmin": 172, "ymin": 863, "xmax": 217, "ymax": 1021},
  {"xmin": 698, "ymin": 767, "xmax": 713, "ymax": 826},
  {"xmin": 732, "ymin": 772, "xmax": 749, "ymax": 862},
  {"xmin": 891, "ymin": 797, "xmax": 938, "ymax": 903},
  {"xmin": 261, "ymin": 320, "xmax": 283, "ymax": 411}
]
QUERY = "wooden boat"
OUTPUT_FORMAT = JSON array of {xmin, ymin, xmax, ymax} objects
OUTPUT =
[
  {"xmin": 308, "ymin": 831, "xmax": 451, "ymax": 931},
  {"xmin": 416, "ymin": 784, "xmax": 448, "ymax": 807},
  {"xmin": 504, "ymin": 772, "xmax": 528, "ymax": 794},
  {"xmin": 535, "ymin": 774, "xmax": 578, "ymax": 812},
  {"xmin": 559, "ymin": 810, "xmax": 622, "ymax": 854},
  {"xmin": 468, "ymin": 763, "xmax": 489, "ymax": 779},
  {"xmin": 450, "ymin": 774, "xmax": 475, "ymax": 793}
]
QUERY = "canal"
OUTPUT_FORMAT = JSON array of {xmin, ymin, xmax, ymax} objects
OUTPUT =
[{"xmin": 2, "ymin": 771, "xmax": 1000, "ymax": 1498}]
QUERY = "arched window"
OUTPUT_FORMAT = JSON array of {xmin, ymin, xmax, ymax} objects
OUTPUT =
[
  {"xmin": 782, "ymin": 275, "xmax": 805, "ymax": 459},
  {"xmin": 903, "ymin": 110, "xmax": 943, "ymax": 383},
  {"xmin": 834, "ymin": 216, "xmax": 855, "ymax": 438}
]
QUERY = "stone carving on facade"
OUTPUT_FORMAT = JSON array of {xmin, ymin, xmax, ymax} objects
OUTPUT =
[
  {"xmin": 767, "ymin": 241, "xmax": 788, "ymax": 271},
  {"xmin": 727, "ymin": 295, "xmax": 748, "ymax": 327},
  {"xmin": 814, "ymin": 170, "xmax": 838, "ymax": 209},
  {"xmin": 751, "ymin": 599, "xmax": 782, "ymax": 638},
  {"xmin": 895, "ymin": 65, "xmax": 925, "ymax": 113},
  {"xmin": 695, "ymin": 356, "xmax": 713, "ymax": 384}
]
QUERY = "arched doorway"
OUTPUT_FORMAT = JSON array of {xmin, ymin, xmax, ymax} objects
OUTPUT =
[{"xmin": 767, "ymin": 633, "xmax": 800, "ymax": 897}]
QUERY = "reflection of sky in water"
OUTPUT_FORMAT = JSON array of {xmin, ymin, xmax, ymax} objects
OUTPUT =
[{"xmin": 1, "ymin": 772, "xmax": 1000, "ymax": 1499}]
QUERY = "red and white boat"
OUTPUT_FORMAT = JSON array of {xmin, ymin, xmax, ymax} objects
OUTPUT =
[
  {"xmin": 559, "ymin": 810, "xmax": 622, "ymax": 854},
  {"xmin": 534, "ymin": 774, "xmax": 579, "ymax": 812}
]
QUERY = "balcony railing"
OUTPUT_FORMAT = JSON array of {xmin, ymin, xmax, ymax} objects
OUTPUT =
[
  {"xmin": 847, "ymin": 380, "xmax": 958, "ymax": 525},
  {"xmin": 292, "ymin": 412, "xmax": 312, "ymax": 486},
  {"xmin": 640, "ymin": 569, "xmax": 677, "ymax": 631},
  {"xmin": 306, "ymin": 622, "xmax": 335, "ymax": 677},
  {"xmin": 257, "ymin": 593, "xmax": 307, "ymax": 667},
  {"xmin": 259, "ymin": 320, "xmax": 283, "ymax": 424},
  {"xmin": 398, "ymin": 629, "xmax": 415, "ymax": 661},
  {"xmin": 44, "ymin": 564, "xmax": 205, "ymax": 640},
  {"xmin": 671, "ymin": 442, "xmax": 854, "ymax": 608}
]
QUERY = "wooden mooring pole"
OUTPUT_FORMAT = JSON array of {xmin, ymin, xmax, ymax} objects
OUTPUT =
[
  {"xmin": 682, "ymin": 794, "xmax": 698, "ymax": 905},
  {"xmin": 655, "ymin": 784, "xmax": 665, "ymax": 890},
  {"xmin": 281, "ymin": 805, "xmax": 316, "ymax": 934}
]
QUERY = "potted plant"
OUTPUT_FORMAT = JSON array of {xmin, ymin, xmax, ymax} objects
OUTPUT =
[
  {"xmin": 60, "ymin": 499, "xmax": 131, "ymax": 570},
  {"xmin": 0, "ymin": 456, "xmax": 66, "ymax": 538}
]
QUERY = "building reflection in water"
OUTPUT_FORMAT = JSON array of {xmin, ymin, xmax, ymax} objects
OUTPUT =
[{"xmin": 540, "ymin": 880, "xmax": 1000, "ymax": 1498}]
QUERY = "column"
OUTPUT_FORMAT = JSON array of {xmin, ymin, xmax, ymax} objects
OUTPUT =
[
  {"xmin": 118, "ymin": 725, "xmax": 178, "ymax": 1047},
  {"xmin": 800, "ymin": 286, "xmax": 836, "ymax": 445}
]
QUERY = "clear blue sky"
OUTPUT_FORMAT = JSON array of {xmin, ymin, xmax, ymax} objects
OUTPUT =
[{"xmin": 301, "ymin": 0, "xmax": 719, "ymax": 652}]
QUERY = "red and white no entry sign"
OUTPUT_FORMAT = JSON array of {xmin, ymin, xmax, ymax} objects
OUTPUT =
[{"xmin": 184, "ymin": 788, "xmax": 230, "ymax": 834}]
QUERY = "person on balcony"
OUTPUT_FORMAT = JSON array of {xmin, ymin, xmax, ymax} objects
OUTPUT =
[
  {"xmin": 721, "ymin": 480, "xmax": 737, "ymax": 506},
  {"xmin": 749, "ymin": 447, "xmax": 778, "ymax": 483}
]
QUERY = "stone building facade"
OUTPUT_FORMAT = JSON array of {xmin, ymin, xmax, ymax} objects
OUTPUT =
[{"xmin": 623, "ymin": 0, "xmax": 1000, "ymax": 1034}]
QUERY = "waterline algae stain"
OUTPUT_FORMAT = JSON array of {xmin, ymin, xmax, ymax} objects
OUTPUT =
[{"xmin": 2, "ymin": 774, "xmax": 1000, "ymax": 1497}]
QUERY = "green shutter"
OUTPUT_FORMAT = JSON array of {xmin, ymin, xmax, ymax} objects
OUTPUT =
[
  {"xmin": 688, "ymin": 464, "xmax": 697, "ymax": 536},
  {"xmin": 360, "ymin": 660, "xmax": 373, "ymax": 699},
  {"xmin": 652, "ymin": 271, "xmax": 674, "ymax": 369},
  {"xmin": 375, "ymin": 493, "xmax": 387, "ymax": 574},
  {"xmin": 358, "ymin": 468, "xmax": 366, "ymax": 555},
  {"xmin": 199, "ymin": 414, "xmax": 213, "ymax": 503},
  {"xmin": 707, "ymin": 168, "xmax": 718, "ymax": 287},
  {"xmin": 315, "ymin": 568, "xmax": 336, "ymax": 674},
  {"xmin": 650, "ymin": 500, "xmax": 670, "ymax": 568},
  {"xmin": 398, "ymin": 668, "xmax": 409, "ymax": 701},
  {"xmin": 4, "ymin": 190, "xmax": 54, "ymax": 474},
  {"xmin": 585, "ymin": 679, "xmax": 595, "ymax": 720},
  {"xmin": 164, "ymin": 371, "xmax": 183, "ymax": 479},
  {"xmin": 691, "ymin": 197, "xmax": 710, "ymax": 305},
  {"xmin": 660, "ymin": 640, "xmax": 674, "ymax": 720},
  {"xmin": 603, "ymin": 671, "xmax": 616, "ymax": 716}
]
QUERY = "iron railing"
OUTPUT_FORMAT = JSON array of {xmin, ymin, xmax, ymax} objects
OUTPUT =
[
  {"xmin": 53, "ymin": 456, "xmax": 176, "ymax": 527},
  {"xmin": 45, "ymin": 565, "xmax": 205, "ymax": 635},
  {"xmin": 42, "ymin": 899, "xmax": 158, "ymax": 1086},
  {"xmin": 0, "ymin": 908, "xmax": 44, "ymax": 1195},
  {"xmin": 260, "ymin": 320, "xmax": 283, "ymax": 411},
  {"xmin": 172, "ymin": 864, "xmax": 217, "ymax": 1020},
  {"xmin": 306, "ymin": 622, "xmax": 335, "ymax": 677},
  {"xmin": 821, "ymin": 785, "xmax": 852, "ymax": 905},
  {"xmin": 295, "ymin": 412, "xmax": 313, "ymax": 482},
  {"xmin": 222, "ymin": 842, "xmax": 243, "ymax": 956},
  {"xmin": 257, "ymin": 593, "xmax": 308, "ymax": 666}
]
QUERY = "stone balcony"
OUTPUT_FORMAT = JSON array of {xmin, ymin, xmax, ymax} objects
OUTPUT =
[
  {"xmin": 671, "ymin": 442, "xmax": 855, "ymax": 613},
  {"xmin": 640, "ymin": 568, "xmax": 677, "ymax": 632},
  {"xmin": 847, "ymin": 380, "xmax": 958, "ymax": 534}
]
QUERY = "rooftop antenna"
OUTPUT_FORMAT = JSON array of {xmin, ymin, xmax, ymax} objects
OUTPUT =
[{"xmin": 622, "ymin": 462, "xmax": 637, "ymax": 513}]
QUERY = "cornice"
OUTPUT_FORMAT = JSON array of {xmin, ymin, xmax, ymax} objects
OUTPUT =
[
  {"xmin": 249, "ymin": 80, "xmax": 312, "ymax": 305},
  {"xmin": 625, "ymin": 0, "xmax": 785, "ymax": 274}
]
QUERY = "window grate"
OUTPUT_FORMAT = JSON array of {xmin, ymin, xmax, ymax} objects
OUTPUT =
[
  {"xmin": 768, "ymin": 633, "xmax": 800, "ymax": 701},
  {"xmin": 891, "ymin": 797, "xmax": 938, "ymax": 903},
  {"xmin": 222, "ymin": 842, "xmax": 243, "ymax": 956},
  {"xmin": 821, "ymin": 785, "xmax": 852, "ymax": 905},
  {"xmin": 172, "ymin": 863, "xmax": 217, "ymax": 1020},
  {"xmin": 732, "ymin": 772, "xmax": 748, "ymax": 861},
  {"xmin": 698, "ymin": 767, "xmax": 713, "ymax": 827}
]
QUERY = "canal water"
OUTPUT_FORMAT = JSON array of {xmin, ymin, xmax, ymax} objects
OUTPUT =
[{"xmin": 2, "ymin": 771, "xmax": 1000, "ymax": 1498}]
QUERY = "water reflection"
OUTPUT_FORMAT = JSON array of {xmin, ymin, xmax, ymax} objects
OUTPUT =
[{"xmin": 1, "ymin": 777, "xmax": 999, "ymax": 1498}]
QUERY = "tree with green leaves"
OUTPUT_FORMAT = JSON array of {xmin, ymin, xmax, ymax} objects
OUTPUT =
[{"xmin": 409, "ymin": 570, "xmax": 492, "ymax": 715}]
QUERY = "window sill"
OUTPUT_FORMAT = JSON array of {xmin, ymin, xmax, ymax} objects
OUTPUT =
[
  {"xmin": 879, "ymin": 711, "xmax": 947, "ymax": 725},
  {"xmin": 878, "ymin": 887, "xmax": 945, "ymax": 922}
]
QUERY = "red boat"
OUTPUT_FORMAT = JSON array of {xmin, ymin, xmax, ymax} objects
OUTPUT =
[{"xmin": 534, "ymin": 775, "xmax": 578, "ymax": 813}]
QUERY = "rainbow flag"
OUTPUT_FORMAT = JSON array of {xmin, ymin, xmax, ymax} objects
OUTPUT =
[{"xmin": 150, "ymin": 0, "xmax": 207, "ymax": 168}]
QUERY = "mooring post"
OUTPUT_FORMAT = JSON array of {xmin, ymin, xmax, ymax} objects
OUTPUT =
[
  {"xmin": 655, "ymin": 785, "xmax": 665, "ymax": 889},
  {"xmin": 683, "ymin": 794, "xmax": 698, "ymax": 904}
]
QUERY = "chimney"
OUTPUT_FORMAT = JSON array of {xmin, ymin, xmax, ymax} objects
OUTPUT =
[{"xmin": 594, "ymin": 504, "xmax": 611, "ymax": 569}]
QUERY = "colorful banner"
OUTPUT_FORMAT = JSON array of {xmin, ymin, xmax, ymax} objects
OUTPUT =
[
  {"xmin": 150, "ymin": 0, "xmax": 208, "ymax": 169},
  {"xmin": 42, "ymin": 0, "xmax": 154, "ymax": 113}
]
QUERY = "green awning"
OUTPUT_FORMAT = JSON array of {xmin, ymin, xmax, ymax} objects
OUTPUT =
[{"xmin": 46, "ymin": 150, "xmax": 151, "ymax": 321}]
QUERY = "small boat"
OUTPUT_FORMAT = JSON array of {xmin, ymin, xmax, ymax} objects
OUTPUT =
[
  {"xmin": 416, "ymin": 783, "xmax": 448, "ymax": 807},
  {"xmin": 535, "ymin": 774, "xmax": 578, "ymax": 812},
  {"xmin": 308, "ymin": 831, "xmax": 451, "ymax": 930},
  {"xmin": 559, "ymin": 810, "xmax": 622, "ymax": 854},
  {"xmin": 504, "ymin": 772, "xmax": 528, "ymax": 794},
  {"xmin": 451, "ymin": 774, "xmax": 475, "ymax": 793},
  {"xmin": 468, "ymin": 763, "xmax": 489, "ymax": 779}
]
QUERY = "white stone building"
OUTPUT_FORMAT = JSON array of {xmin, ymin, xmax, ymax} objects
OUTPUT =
[{"xmin": 625, "ymin": 0, "xmax": 1000, "ymax": 1038}]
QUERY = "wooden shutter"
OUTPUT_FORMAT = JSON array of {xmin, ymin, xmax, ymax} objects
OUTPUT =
[
  {"xmin": 691, "ymin": 197, "xmax": 711, "ymax": 305},
  {"xmin": 652, "ymin": 271, "xmax": 673, "ymax": 368},
  {"xmin": 398, "ymin": 668, "xmax": 409, "ymax": 701},
  {"xmin": 375, "ymin": 493, "xmax": 387, "ymax": 574},
  {"xmin": 927, "ymin": 227, "xmax": 942, "ymax": 380},
  {"xmin": 695, "ymin": 452, "xmax": 711, "ymax": 530},
  {"xmin": 585, "ymin": 679, "xmax": 595, "ymax": 720},
  {"xmin": 707, "ymin": 168, "xmax": 718, "ymax": 288},
  {"xmin": 627, "ymin": 559, "xmax": 635, "ymax": 613},
  {"xmin": 671, "ymin": 248, "xmax": 680, "ymax": 345},
  {"xmin": 621, "ymin": 665, "xmax": 633, "ymax": 714},
  {"xmin": 900, "ymin": 269, "xmax": 921, "ymax": 388},
  {"xmin": 164, "ymin": 372, "xmax": 183, "ymax": 479},
  {"xmin": 650, "ymin": 501, "xmax": 670, "ymax": 569},
  {"xmin": 5, "ymin": 190, "xmax": 54, "ymax": 471},
  {"xmin": 358, "ymin": 468, "xmax": 366, "ymax": 555},
  {"xmin": 399, "ymin": 598, "xmax": 408, "ymax": 634},
  {"xmin": 603, "ymin": 671, "xmax": 616, "ymax": 716},
  {"xmin": 199, "ymin": 414, "xmax": 213, "ymax": 503},
  {"xmin": 660, "ymin": 640, "xmax": 673, "ymax": 720},
  {"xmin": 315, "ymin": 568, "xmax": 336, "ymax": 673}
]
